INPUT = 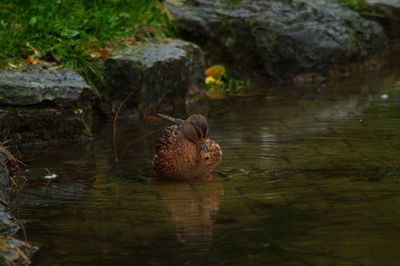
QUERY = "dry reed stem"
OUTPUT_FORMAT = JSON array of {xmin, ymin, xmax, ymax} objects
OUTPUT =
[
  {"xmin": 113, "ymin": 91, "xmax": 135, "ymax": 161},
  {"xmin": 0, "ymin": 140, "xmax": 27, "ymax": 168},
  {"xmin": 15, "ymin": 246, "xmax": 30, "ymax": 264}
]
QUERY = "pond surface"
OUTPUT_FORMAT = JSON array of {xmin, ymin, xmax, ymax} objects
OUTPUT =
[{"xmin": 11, "ymin": 56, "xmax": 400, "ymax": 265}]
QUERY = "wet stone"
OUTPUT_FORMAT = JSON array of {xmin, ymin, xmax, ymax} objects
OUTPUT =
[
  {"xmin": 0, "ymin": 164, "xmax": 38, "ymax": 264},
  {"xmin": 167, "ymin": 0, "xmax": 388, "ymax": 81},
  {"xmin": 0, "ymin": 236, "xmax": 38, "ymax": 265},
  {"xmin": 102, "ymin": 39, "xmax": 206, "ymax": 116},
  {"xmin": 0, "ymin": 70, "xmax": 95, "ymax": 144},
  {"xmin": 364, "ymin": 0, "xmax": 400, "ymax": 41},
  {"xmin": 0, "ymin": 165, "xmax": 9, "ymax": 189},
  {"xmin": 0, "ymin": 70, "xmax": 92, "ymax": 107}
]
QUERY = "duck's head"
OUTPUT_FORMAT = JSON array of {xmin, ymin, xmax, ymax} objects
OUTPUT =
[{"xmin": 182, "ymin": 114, "xmax": 210, "ymax": 160}]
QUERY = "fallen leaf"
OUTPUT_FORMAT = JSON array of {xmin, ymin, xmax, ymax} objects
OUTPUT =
[
  {"xmin": 205, "ymin": 65, "xmax": 226, "ymax": 79},
  {"xmin": 122, "ymin": 38, "xmax": 137, "ymax": 46},
  {"xmin": 48, "ymin": 66, "xmax": 61, "ymax": 70},
  {"xmin": 143, "ymin": 26, "xmax": 154, "ymax": 33},
  {"xmin": 26, "ymin": 55, "xmax": 34, "ymax": 63},
  {"xmin": 26, "ymin": 55, "xmax": 39, "ymax": 64},
  {"xmin": 89, "ymin": 44, "xmax": 100, "ymax": 50},
  {"xmin": 87, "ymin": 54, "xmax": 98, "ymax": 59},
  {"xmin": 99, "ymin": 48, "xmax": 111, "ymax": 58}
]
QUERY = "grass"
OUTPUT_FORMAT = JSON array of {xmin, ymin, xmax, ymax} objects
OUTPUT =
[{"xmin": 0, "ymin": 0, "xmax": 175, "ymax": 94}]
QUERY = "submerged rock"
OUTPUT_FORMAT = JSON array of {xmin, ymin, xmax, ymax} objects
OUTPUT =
[
  {"xmin": 167, "ymin": 0, "xmax": 387, "ymax": 82},
  {"xmin": 101, "ymin": 39, "xmax": 206, "ymax": 117},
  {"xmin": 0, "ymin": 70, "xmax": 95, "ymax": 144}
]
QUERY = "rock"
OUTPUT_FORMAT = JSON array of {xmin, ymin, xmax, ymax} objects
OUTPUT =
[
  {"xmin": 0, "ymin": 164, "xmax": 38, "ymax": 264},
  {"xmin": 0, "ymin": 70, "xmax": 92, "ymax": 107},
  {"xmin": 167, "ymin": 0, "xmax": 388, "ymax": 82},
  {"xmin": 364, "ymin": 0, "xmax": 400, "ymax": 42},
  {"xmin": 101, "ymin": 39, "xmax": 206, "ymax": 116},
  {"xmin": 0, "ymin": 236, "xmax": 38, "ymax": 265},
  {"xmin": 0, "ymin": 149, "xmax": 10, "ymax": 189},
  {"xmin": 0, "ymin": 70, "xmax": 95, "ymax": 143},
  {"xmin": 0, "ymin": 165, "xmax": 9, "ymax": 190}
]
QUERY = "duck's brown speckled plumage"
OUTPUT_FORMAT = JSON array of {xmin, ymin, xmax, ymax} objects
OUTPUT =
[{"xmin": 153, "ymin": 114, "xmax": 222, "ymax": 179}]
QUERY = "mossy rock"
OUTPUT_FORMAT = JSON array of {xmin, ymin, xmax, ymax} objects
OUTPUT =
[{"xmin": 168, "ymin": 0, "xmax": 388, "ymax": 82}]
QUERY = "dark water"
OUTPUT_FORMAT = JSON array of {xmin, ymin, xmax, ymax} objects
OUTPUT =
[{"xmin": 11, "ymin": 57, "xmax": 400, "ymax": 265}]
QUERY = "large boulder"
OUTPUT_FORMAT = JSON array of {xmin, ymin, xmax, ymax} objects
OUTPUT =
[
  {"xmin": 101, "ymin": 39, "xmax": 206, "ymax": 117},
  {"xmin": 167, "ymin": 0, "xmax": 388, "ymax": 82},
  {"xmin": 0, "ymin": 70, "xmax": 95, "ymax": 143}
]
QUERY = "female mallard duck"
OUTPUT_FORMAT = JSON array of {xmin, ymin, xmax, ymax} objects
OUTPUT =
[{"xmin": 153, "ymin": 114, "xmax": 222, "ymax": 180}]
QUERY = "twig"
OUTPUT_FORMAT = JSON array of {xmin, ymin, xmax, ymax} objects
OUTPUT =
[
  {"xmin": 21, "ymin": 223, "xmax": 28, "ymax": 243},
  {"xmin": 15, "ymin": 246, "xmax": 30, "ymax": 264},
  {"xmin": 113, "ymin": 91, "xmax": 135, "ymax": 161},
  {"xmin": 0, "ymin": 141, "xmax": 27, "ymax": 167},
  {"xmin": 120, "ymin": 127, "xmax": 163, "ymax": 157}
]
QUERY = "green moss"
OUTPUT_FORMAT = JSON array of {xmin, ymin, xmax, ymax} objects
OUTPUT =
[{"xmin": 339, "ymin": 0, "xmax": 365, "ymax": 12}]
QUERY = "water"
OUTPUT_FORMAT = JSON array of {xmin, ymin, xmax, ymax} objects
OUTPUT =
[{"xmin": 11, "ymin": 57, "xmax": 400, "ymax": 265}]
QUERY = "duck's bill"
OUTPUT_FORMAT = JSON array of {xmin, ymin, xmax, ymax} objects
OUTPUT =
[{"xmin": 200, "ymin": 142, "xmax": 210, "ymax": 160}]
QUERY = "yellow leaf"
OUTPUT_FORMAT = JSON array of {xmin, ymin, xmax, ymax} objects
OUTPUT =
[
  {"xmin": 205, "ymin": 65, "xmax": 226, "ymax": 79},
  {"xmin": 205, "ymin": 76, "xmax": 217, "ymax": 84}
]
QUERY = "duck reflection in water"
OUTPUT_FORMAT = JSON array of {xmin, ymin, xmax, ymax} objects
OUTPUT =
[
  {"xmin": 153, "ymin": 113, "xmax": 223, "ymax": 250},
  {"xmin": 156, "ymin": 179, "xmax": 223, "ymax": 251},
  {"xmin": 153, "ymin": 114, "xmax": 222, "ymax": 180}
]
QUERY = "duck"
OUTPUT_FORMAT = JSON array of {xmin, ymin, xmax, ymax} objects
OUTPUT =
[{"xmin": 153, "ymin": 114, "xmax": 222, "ymax": 180}]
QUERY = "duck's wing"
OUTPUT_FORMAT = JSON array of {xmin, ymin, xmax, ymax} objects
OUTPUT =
[{"xmin": 155, "ymin": 124, "xmax": 181, "ymax": 154}]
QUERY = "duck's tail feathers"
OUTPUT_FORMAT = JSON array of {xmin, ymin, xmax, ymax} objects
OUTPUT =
[{"xmin": 157, "ymin": 114, "xmax": 184, "ymax": 125}]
